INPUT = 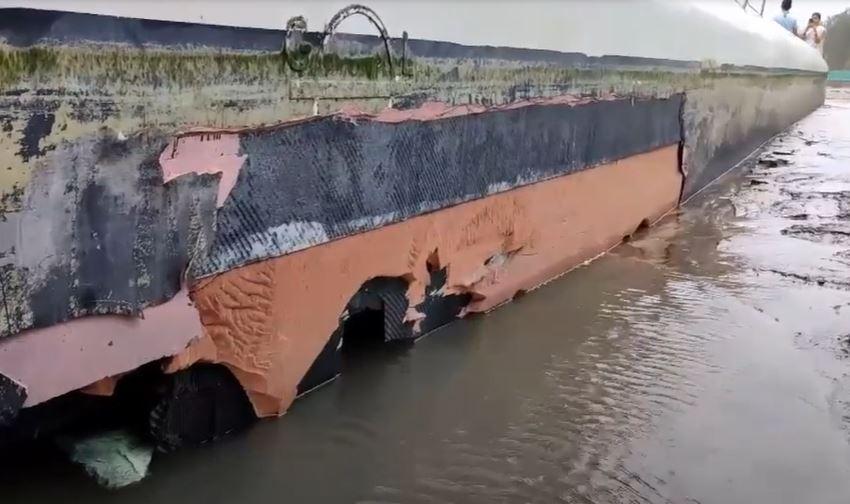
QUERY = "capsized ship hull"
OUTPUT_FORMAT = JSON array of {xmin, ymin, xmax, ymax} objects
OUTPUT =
[{"xmin": 0, "ymin": 2, "xmax": 826, "ymax": 448}]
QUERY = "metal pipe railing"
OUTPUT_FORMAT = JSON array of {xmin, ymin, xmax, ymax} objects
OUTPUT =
[{"xmin": 737, "ymin": 0, "xmax": 767, "ymax": 16}]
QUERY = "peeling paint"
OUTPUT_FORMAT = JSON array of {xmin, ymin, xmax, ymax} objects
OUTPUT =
[
  {"xmin": 0, "ymin": 288, "xmax": 202, "ymax": 407},
  {"xmin": 172, "ymin": 145, "xmax": 682, "ymax": 416},
  {"xmin": 159, "ymin": 132, "xmax": 245, "ymax": 207},
  {"xmin": 0, "ymin": 129, "xmax": 218, "ymax": 337},
  {"xmin": 248, "ymin": 221, "xmax": 330, "ymax": 259},
  {"xmin": 194, "ymin": 95, "xmax": 684, "ymax": 278}
]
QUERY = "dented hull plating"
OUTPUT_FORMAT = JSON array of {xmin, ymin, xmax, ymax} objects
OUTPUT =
[
  {"xmin": 0, "ymin": 4, "xmax": 827, "ymax": 438},
  {"xmin": 173, "ymin": 145, "xmax": 682, "ymax": 416}
]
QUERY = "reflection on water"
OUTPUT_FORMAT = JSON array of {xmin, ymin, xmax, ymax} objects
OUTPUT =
[{"xmin": 5, "ymin": 103, "xmax": 850, "ymax": 503}]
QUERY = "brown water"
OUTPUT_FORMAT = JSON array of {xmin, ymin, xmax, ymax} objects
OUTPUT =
[{"xmin": 5, "ymin": 102, "xmax": 850, "ymax": 503}]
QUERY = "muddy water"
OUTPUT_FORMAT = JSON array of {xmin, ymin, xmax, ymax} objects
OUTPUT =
[{"xmin": 6, "ymin": 101, "xmax": 850, "ymax": 503}]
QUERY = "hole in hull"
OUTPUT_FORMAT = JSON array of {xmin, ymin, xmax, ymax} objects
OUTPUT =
[
  {"xmin": 341, "ymin": 307, "xmax": 386, "ymax": 356},
  {"xmin": 1, "ymin": 361, "xmax": 257, "ymax": 457},
  {"xmin": 623, "ymin": 217, "xmax": 653, "ymax": 243},
  {"xmin": 297, "ymin": 276, "xmax": 412, "ymax": 396},
  {"xmin": 148, "ymin": 364, "xmax": 257, "ymax": 452}
]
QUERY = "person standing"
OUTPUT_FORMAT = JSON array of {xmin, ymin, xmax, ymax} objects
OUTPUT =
[
  {"xmin": 773, "ymin": 0, "xmax": 799, "ymax": 35},
  {"xmin": 803, "ymin": 12, "xmax": 827, "ymax": 55}
]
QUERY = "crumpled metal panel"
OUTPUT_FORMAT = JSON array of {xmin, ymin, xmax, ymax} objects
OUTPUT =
[{"xmin": 195, "ymin": 96, "xmax": 683, "ymax": 278}]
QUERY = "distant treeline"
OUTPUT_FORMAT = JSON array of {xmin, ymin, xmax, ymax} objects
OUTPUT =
[{"xmin": 825, "ymin": 9, "xmax": 850, "ymax": 70}]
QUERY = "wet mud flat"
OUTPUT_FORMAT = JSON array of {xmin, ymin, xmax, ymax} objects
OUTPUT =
[{"xmin": 4, "ymin": 101, "xmax": 850, "ymax": 503}]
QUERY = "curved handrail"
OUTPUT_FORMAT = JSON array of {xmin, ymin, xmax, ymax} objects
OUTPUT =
[{"xmin": 323, "ymin": 4, "xmax": 395, "ymax": 76}]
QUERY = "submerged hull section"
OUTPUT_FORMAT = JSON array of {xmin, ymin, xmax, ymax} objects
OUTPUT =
[{"xmin": 0, "ymin": 2, "xmax": 827, "ymax": 445}]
